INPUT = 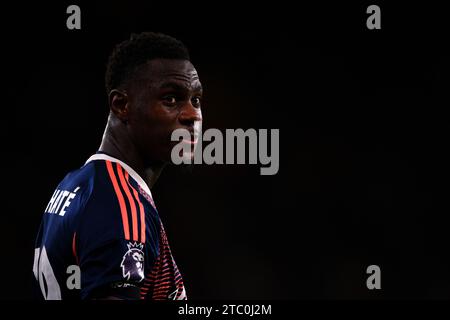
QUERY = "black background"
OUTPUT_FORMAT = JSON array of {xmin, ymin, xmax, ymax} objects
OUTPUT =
[{"xmin": 1, "ymin": 1, "xmax": 449, "ymax": 299}]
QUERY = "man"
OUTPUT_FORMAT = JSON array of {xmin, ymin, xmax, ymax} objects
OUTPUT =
[{"xmin": 32, "ymin": 32, "xmax": 203, "ymax": 300}]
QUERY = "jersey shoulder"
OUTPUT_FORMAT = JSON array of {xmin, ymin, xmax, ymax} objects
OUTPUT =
[
  {"xmin": 47, "ymin": 160, "xmax": 127, "ymax": 237},
  {"xmin": 70, "ymin": 160, "xmax": 130, "ymax": 240}
]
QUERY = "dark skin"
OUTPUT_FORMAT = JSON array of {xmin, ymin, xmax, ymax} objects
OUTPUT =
[
  {"xmin": 95, "ymin": 58, "xmax": 202, "ymax": 299},
  {"xmin": 99, "ymin": 58, "xmax": 203, "ymax": 189}
]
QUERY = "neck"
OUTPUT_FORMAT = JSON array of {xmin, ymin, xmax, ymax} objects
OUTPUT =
[{"xmin": 98, "ymin": 115, "xmax": 165, "ymax": 189}]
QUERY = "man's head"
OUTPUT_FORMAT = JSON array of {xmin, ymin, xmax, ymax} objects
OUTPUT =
[{"xmin": 105, "ymin": 32, "xmax": 202, "ymax": 166}]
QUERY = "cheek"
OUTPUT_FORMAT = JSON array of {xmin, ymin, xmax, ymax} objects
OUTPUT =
[
  {"xmin": 137, "ymin": 107, "xmax": 180, "ymax": 155},
  {"xmin": 148, "ymin": 106, "xmax": 179, "ymax": 132},
  {"xmin": 133, "ymin": 104, "xmax": 168, "ymax": 133}
]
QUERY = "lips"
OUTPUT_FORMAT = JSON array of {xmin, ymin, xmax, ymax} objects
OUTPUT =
[
  {"xmin": 178, "ymin": 127, "xmax": 199, "ymax": 144},
  {"xmin": 180, "ymin": 139, "xmax": 197, "ymax": 145}
]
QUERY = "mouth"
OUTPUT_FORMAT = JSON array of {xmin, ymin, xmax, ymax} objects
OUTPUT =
[
  {"xmin": 179, "ymin": 127, "xmax": 199, "ymax": 144},
  {"xmin": 180, "ymin": 138, "xmax": 198, "ymax": 145}
]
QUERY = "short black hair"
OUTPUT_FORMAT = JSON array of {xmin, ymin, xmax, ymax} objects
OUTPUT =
[{"xmin": 105, "ymin": 32, "xmax": 190, "ymax": 94}]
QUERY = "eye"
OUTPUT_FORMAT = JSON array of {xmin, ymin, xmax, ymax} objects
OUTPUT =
[
  {"xmin": 162, "ymin": 95, "xmax": 177, "ymax": 107},
  {"xmin": 191, "ymin": 96, "xmax": 202, "ymax": 108}
]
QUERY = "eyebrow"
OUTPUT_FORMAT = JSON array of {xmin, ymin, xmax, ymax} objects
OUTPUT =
[{"xmin": 159, "ymin": 81, "xmax": 203, "ymax": 93}]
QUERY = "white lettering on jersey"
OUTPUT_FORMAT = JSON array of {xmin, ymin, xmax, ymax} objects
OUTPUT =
[{"xmin": 44, "ymin": 186, "xmax": 80, "ymax": 216}]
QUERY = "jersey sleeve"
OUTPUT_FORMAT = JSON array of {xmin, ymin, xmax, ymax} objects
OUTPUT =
[{"xmin": 75, "ymin": 160, "xmax": 147, "ymax": 299}]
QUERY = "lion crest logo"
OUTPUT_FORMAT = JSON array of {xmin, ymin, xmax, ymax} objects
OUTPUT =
[{"xmin": 121, "ymin": 242, "xmax": 145, "ymax": 282}]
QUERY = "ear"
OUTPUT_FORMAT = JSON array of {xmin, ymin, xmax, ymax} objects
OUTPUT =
[{"xmin": 109, "ymin": 89, "xmax": 130, "ymax": 123}]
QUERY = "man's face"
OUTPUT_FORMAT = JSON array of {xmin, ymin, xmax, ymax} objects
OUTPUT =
[{"xmin": 127, "ymin": 59, "xmax": 203, "ymax": 166}]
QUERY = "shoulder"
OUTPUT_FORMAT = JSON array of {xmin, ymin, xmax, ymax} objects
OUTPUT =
[
  {"xmin": 55, "ymin": 160, "xmax": 124, "ymax": 234},
  {"xmin": 74, "ymin": 159, "xmax": 140, "ymax": 242},
  {"xmin": 62, "ymin": 159, "xmax": 124, "ymax": 206},
  {"xmin": 56, "ymin": 160, "xmax": 111, "ymax": 210}
]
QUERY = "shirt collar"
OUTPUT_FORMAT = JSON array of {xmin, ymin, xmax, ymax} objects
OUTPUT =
[{"xmin": 85, "ymin": 153, "xmax": 153, "ymax": 200}]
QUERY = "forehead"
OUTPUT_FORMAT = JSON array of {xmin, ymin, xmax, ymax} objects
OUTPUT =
[{"xmin": 139, "ymin": 58, "xmax": 200, "ymax": 86}]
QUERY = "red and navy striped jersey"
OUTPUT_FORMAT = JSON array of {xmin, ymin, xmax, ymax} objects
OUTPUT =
[{"xmin": 33, "ymin": 153, "xmax": 186, "ymax": 300}]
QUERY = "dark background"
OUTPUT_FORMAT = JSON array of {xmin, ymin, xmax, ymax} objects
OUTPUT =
[{"xmin": 1, "ymin": 1, "xmax": 449, "ymax": 299}]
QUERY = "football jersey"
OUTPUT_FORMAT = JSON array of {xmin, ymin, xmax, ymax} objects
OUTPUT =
[{"xmin": 32, "ymin": 153, "xmax": 186, "ymax": 300}]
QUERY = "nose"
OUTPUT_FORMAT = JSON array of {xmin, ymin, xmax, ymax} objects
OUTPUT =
[{"xmin": 178, "ymin": 101, "xmax": 202, "ymax": 128}]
